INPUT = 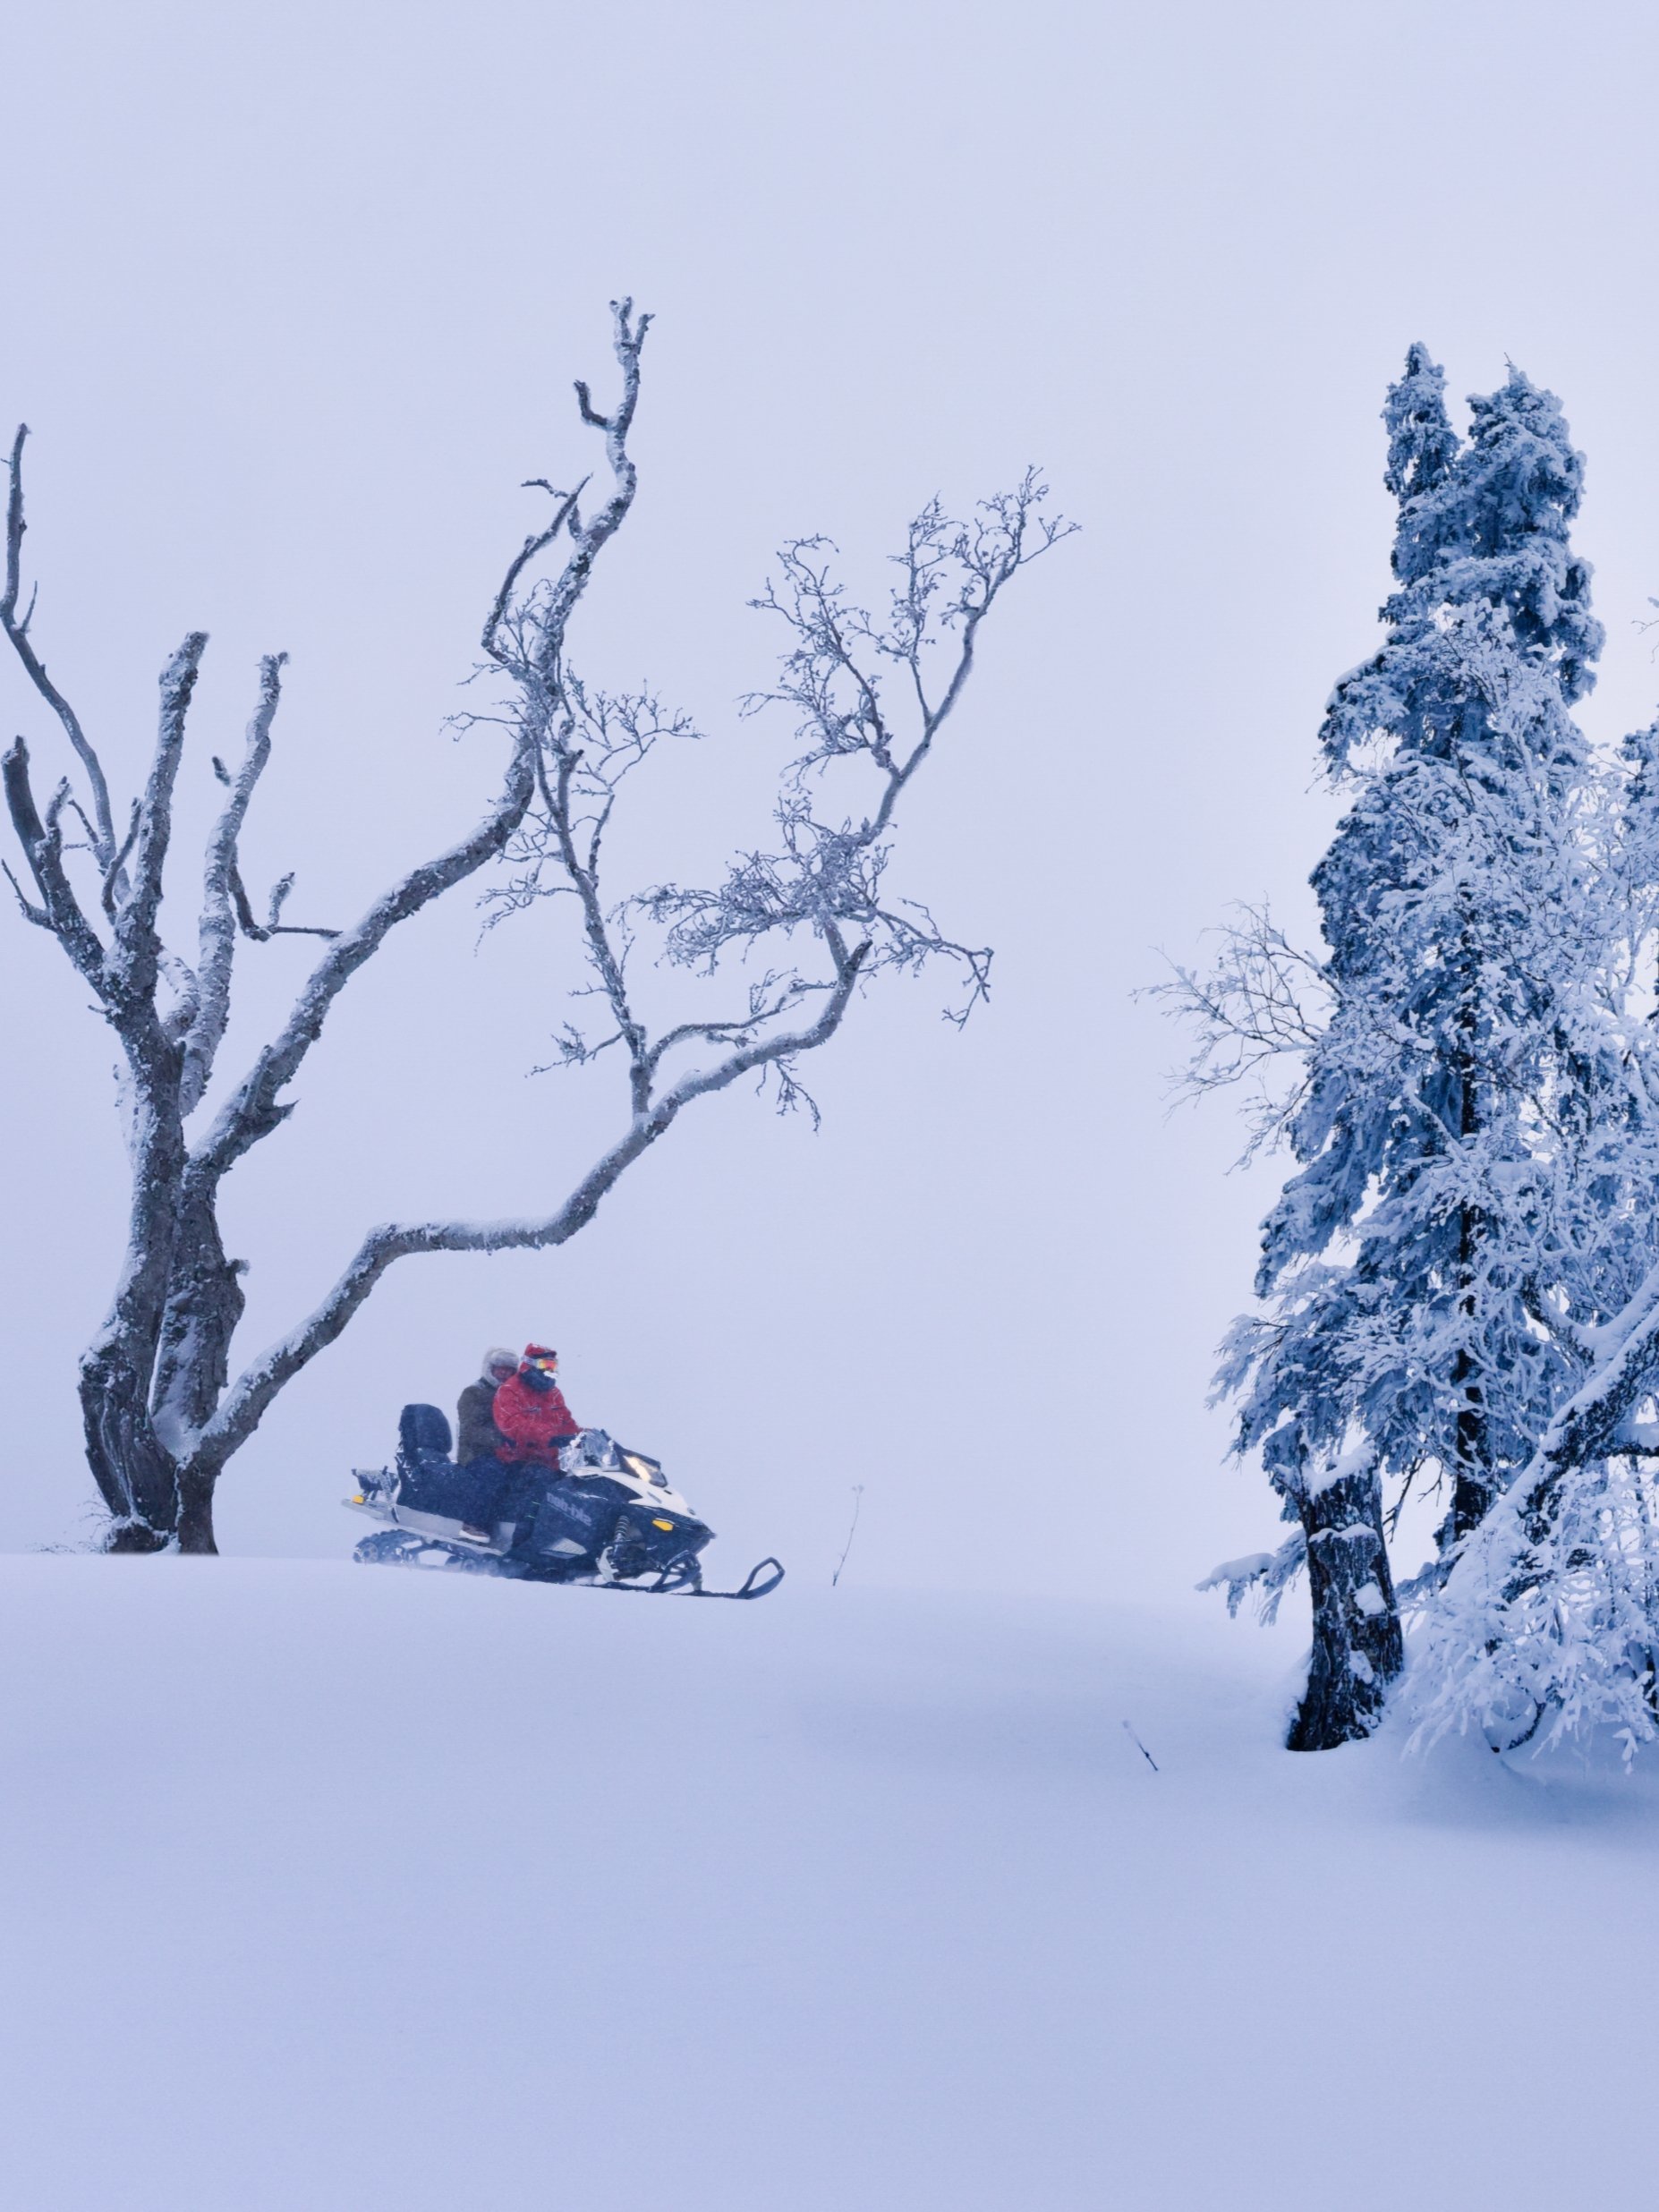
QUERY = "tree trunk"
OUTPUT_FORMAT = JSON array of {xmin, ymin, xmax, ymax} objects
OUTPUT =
[
  {"xmin": 152, "ymin": 1199, "xmax": 244, "ymax": 1425},
  {"xmin": 1450, "ymin": 1017, "xmax": 1493, "ymax": 1543},
  {"xmin": 151, "ymin": 1187, "xmax": 246, "ymax": 1554},
  {"xmin": 78, "ymin": 1051, "xmax": 191, "ymax": 1548},
  {"xmin": 174, "ymin": 1469, "xmax": 219, "ymax": 1555},
  {"xmin": 1286, "ymin": 1462, "xmax": 1404, "ymax": 1751},
  {"xmin": 78, "ymin": 1340, "xmax": 179, "ymax": 1546},
  {"xmin": 1451, "ymin": 1348, "xmax": 1493, "ymax": 1540}
]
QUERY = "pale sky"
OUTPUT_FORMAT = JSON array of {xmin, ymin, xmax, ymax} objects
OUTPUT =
[{"xmin": 5, "ymin": 0, "xmax": 1659, "ymax": 1599}]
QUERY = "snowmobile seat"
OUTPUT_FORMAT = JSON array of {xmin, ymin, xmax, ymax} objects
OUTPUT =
[{"xmin": 399, "ymin": 1403, "xmax": 454, "ymax": 1461}]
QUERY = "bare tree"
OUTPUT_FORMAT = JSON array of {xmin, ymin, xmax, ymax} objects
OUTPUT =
[{"xmin": 2, "ymin": 302, "xmax": 1070, "ymax": 1555}]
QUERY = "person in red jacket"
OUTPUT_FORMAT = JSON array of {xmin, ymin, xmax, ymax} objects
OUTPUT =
[{"xmin": 490, "ymin": 1344, "xmax": 581, "ymax": 1468}]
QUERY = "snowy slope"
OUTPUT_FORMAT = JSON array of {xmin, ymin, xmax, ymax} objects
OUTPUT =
[{"xmin": 4, "ymin": 1556, "xmax": 1658, "ymax": 2212}]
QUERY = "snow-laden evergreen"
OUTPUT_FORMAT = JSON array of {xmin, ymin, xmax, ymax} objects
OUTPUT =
[
  {"xmin": 1239, "ymin": 350, "xmax": 1605, "ymax": 1530},
  {"xmin": 1182, "ymin": 347, "xmax": 1659, "ymax": 1747}
]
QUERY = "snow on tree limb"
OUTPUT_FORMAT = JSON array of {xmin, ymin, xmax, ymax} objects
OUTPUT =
[
  {"xmin": 189, "ymin": 943, "xmax": 871, "ymax": 1475},
  {"xmin": 2, "ymin": 423, "xmax": 118, "ymax": 865}
]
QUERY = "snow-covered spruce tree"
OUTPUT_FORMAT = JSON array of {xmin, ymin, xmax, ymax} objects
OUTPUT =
[
  {"xmin": 1, "ymin": 302, "xmax": 1069, "ymax": 1553},
  {"xmin": 1179, "ymin": 347, "xmax": 1626, "ymax": 1748}
]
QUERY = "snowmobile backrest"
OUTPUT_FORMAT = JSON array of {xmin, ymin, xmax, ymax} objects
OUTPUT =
[{"xmin": 398, "ymin": 1402, "xmax": 454, "ymax": 1463}]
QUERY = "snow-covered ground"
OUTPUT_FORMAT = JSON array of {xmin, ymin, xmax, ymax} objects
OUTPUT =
[{"xmin": 4, "ymin": 1554, "xmax": 1657, "ymax": 2210}]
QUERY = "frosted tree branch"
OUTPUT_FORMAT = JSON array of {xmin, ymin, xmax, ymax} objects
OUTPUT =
[
  {"xmin": 190, "ymin": 941, "xmax": 869, "ymax": 1474},
  {"xmin": 2, "ymin": 423, "xmax": 118, "ymax": 867}
]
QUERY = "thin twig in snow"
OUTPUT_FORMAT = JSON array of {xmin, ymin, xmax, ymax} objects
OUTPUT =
[
  {"xmin": 1122, "ymin": 1719, "xmax": 1160, "ymax": 1772},
  {"xmin": 831, "ymin": 1483, "xmax": 864, "ymax": 1587}
]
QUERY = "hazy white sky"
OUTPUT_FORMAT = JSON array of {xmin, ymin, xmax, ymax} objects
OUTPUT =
[{"xmin": 6, "ymin": 0, "xmax": 1659, "ymax": 1598}]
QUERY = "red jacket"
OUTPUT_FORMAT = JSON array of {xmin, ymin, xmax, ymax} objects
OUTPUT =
[{"xmin": 490, "ymin": 1371, "xmax": 580, "ymax": 1465}]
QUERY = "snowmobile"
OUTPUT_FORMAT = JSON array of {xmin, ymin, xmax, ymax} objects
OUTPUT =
[{"xmin": 345, "ymin": 1403, "xmax": 783, "ymax": 1599}]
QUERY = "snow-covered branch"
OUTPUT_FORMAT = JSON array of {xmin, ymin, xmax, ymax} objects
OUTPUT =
[
  {"xmin": 1196, "ymin": 1529, "xmax": 1306, "ymax": 1622},
  {"xmin": 2, "ymin": 423, "xmax": 118, "ymax": 867},
  {"xmin": 1146, "ymin": 903, "xmax": 1330, "ymax": 1153},
  {"xmin": 1, "ymin": 735, "xmax": 109, "ymax": 985},
  {"xmin": 189, "ymin": 941, "xmax": 870, "ymax": 1475},
  {"xmin": 486, "ymin": 471, "xmax": 1067, "ymax": 1122},
  {"xmin": 106, "ymin": 633, "xmax": 207, "ymax": 1005},
  {"xmin": 188, "ymin": 742, "xmax": 540, "ymax": 1187}
]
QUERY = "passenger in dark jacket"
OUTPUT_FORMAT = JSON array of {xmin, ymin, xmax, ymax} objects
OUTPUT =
[
  {"xmin": 456, "ymin": 1347, "xmax": 518, "ymax": 1467},
  {"xmin": 454, "ymin": 1348, "xmax": 520, "ymax": 1539}
]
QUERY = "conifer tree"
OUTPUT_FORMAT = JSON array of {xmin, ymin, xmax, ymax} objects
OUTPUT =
[{"xmin": 1182, "ymin": 348, "xmax": 1616, "ymax": 1748}]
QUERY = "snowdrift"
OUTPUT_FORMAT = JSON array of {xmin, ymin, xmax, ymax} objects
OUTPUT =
[{"xmin": 3, "ymin": 1556, "xmax": 1656, "ymax": 2210}]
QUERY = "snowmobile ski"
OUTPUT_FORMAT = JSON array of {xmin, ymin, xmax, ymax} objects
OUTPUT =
[{"xmin": 596, "ymin": 1555, "xmax": 786, "ymax": 1601}]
